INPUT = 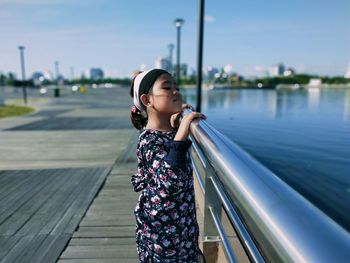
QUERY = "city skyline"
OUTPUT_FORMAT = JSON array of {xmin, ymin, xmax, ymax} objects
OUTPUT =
[{"xmin": 0, "ymin": 0, "xmax": 349, "ymax": 79}]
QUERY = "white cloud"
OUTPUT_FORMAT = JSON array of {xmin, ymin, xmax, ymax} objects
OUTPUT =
[
  {"xmin": 0, "ymin": 0, "xmax": 57, "ymax": 6},
  {"xmin": 0, "ymin": 0, "xmax": 85, "ymax": 6}
]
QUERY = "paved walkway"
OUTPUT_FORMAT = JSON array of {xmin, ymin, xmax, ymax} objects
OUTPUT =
[
  {"xmin": 58, "ymin": 133, "xmax": 139, "ymax": 263},
  {"xmin": 0, "ymin": 87, "xmax": 137, "ymax": 263}
]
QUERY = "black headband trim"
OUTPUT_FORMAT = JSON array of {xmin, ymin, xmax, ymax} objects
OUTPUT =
[{"xmin": 138, "ymin": 69, "xmax": 170, "ymax": 104}]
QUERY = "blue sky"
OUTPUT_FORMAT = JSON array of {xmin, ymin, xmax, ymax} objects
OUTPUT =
[{"xmin": 0, "ymin": 0, "xmax": 349, "ymax": 78}]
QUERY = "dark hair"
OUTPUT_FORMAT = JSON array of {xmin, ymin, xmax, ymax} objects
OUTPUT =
[{"xmin": 130, "ymin": 71, "xmax": 148, "ymax": 130}]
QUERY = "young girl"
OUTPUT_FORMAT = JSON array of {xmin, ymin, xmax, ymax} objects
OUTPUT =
[{"xmin": 130, "ymin": 69, "xmax": 206, "ymax": 262}]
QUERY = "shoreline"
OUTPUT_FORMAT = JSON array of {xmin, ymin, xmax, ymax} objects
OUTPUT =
[{"xmin": 181, "ymin": 83, "xmax": 350, "ymax": 90}]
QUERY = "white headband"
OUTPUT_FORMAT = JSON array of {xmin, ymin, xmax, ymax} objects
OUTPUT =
[{"xmin": 133, "ymin": 69, "xmax": 153, "ymax": 112}]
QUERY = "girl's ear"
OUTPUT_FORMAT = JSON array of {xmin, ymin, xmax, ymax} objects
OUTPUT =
[{"xmin": 140, "ymin": 94, "xmax": 151, "ymax": 108}]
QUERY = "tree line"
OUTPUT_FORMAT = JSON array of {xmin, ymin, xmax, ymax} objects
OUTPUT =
[{"xmin": 1, "ymin": 72, "xmax": 349, "ymax": 88}]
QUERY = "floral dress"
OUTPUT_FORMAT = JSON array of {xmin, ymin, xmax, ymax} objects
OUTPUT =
[{"xmin": 131, "ymin": 128, "xmax": 200, "ymax": 263}]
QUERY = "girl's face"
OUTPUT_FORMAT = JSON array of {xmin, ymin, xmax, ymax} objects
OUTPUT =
[{"xmin": 148, "ymin": 73, "xmax": 182, "ymax": 114}]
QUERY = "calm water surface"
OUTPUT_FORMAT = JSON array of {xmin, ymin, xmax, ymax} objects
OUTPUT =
[{"xmin": 184, "ymin": 87, "xmax": 350, "ymax": 232}]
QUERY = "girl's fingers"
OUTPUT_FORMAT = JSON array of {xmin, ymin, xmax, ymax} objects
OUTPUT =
[
  {"xmin": 182, "ymin": 104, "xmax": 194, "ymax": 110},
  {"xmin": 189, "ymin": 112, "xmax": 206, "ymax": 120}
]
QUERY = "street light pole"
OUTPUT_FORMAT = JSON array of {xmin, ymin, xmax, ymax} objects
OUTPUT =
[
  {"xmin": 196, "ymin": 0, "xmax": 205, "ymax": 112},
  {"xmin": 167, "ymin": 44, "xmax": 174, "ymax": 75},
  {"xmin": 54, "ymin": 61, "xmax": 60, "ymax": 97},
  {"xmin": 174, "ymin": 18, "xmax": 184, "ymax": 88},
  {"xmin": 18, "ymin": 46, "xmax": 27, "ymax": 104}
]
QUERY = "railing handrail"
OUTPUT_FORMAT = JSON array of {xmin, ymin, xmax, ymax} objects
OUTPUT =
[{"xmin": 186, "ymin": 110, "xmax": 350, "ymax": 262}]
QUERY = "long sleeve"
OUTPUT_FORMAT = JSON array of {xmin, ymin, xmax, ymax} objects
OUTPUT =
[
  {"xmin": 164, "ymin": 140, "xmax": 192, "ymax": 168},
  {"xmin": 132, "ymin": 130, "xmax": 192, "ymax": 194}
]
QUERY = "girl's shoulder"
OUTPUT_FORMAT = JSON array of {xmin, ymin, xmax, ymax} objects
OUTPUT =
[
  {"xmin": 138, "ymin": 128, "xmax": 176, "ymax": 146},
  {"xmin": 139, "ymin": 128, "xmax": 176, "ymax": 138}
]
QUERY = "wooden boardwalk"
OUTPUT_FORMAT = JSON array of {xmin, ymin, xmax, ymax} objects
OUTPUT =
[
  {"xmin": 58, "ymin": 135, "xmax": 139, "ymax": 263},
  {"xmin": 0, "ymin": 167, "xmax": 111, "ymax": 263}
]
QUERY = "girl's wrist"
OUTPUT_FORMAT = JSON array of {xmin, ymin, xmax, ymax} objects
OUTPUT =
[{"xmin": 174, "ymin": 135, "xmax": 186, "ymax": 141}]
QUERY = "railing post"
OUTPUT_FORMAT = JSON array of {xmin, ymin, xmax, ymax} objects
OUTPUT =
[{"xmin": 202, "ymin": 162, "xmax": 222, "ymax": 262}]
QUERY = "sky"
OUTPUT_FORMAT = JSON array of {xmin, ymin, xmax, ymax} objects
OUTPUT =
[{"xmin": 0, "ymin": 0, "xmax": 349, "ymax": 79}]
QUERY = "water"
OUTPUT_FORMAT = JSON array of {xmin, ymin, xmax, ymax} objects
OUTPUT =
[{"xmin": 183, "ymin": 87, "xmax": 350, "ymax": 232}]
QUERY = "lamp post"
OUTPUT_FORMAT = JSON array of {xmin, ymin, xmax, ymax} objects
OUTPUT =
[
  {"xmin": 196, "ymin": 0, "xmax": 205, "ymax": 112},
  {"xmin": 54, "ymin": 61, "xmax": 60, "ymax": 97},
  {"xmin": 18, "ymin": 46, "xmax": 27, "ymax": 104},
  {"xmin": 0, "ymin": 73, "xmax": 5, "ymax": 106},
  {"xmin": 167, "ymin": 44, "xmax": 174, "ymax": 75},
  {"xmin": 174, "ymin": 18, "xmax": 184, "ymax": 88}
]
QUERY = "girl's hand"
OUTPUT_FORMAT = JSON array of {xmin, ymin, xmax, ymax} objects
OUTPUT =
[
  {"xmin": 170, "ymin": 104, "xmax": 194, "ymax": 129},
  {"xmin": 174, "ymin": 111, "xmax": 206, "ymax": 141}
]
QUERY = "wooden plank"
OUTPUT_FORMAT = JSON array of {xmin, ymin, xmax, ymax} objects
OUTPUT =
[
  {"xmin": 37, "ymin": 234, "xmax": 72, "ymax": 263},
  {"xmin": 97, "ymin": 189, "xmax": 137, "ymax": 197},
  {"xmin": 0, "ymin": 167, "xmax": 114, "ymax": 263},
  {"xmin": 0, "ymin": 169, "xmax": 69, "ymax": 235},
  {"xmin": 109, "ymin": 163, "xmax": 136, "ymax": 176},
  {"xmin": 57, "ymin": 259, "xmax": 138, "ymax": 263},
  {"xmin": 56, "ymin": 168, "xmax": 110, "ymax": 234},
  {"xmin": 72, "ymin": 226, "xmax": 135, "ymax": 238},
  {"xmin": 60, "ymin": 244, "xmax": 138, "ymax": 259},
  {"xmin": 80, "ymin": 214, "xmax": 135, "ymax": 227},
  {"xmin": 37, "ymin": 168, "xmax": 97, "ymax": 235},
  {"xmin": 0, "ymin": 235, "xmax": 22, "ymax": 260},
  {"xmin": 0, "ymin": 170, "xmax": 37, "ymax": 204},
  {"xmin": 86, "ymin": 211, "xmax": 134, "ymax": 217},
  {"xmin": 67, "ymin": 237, "xmax": 135, "ymax": 246},
  {"xmin": 0, "ymin": 170, "xmax": 54, "ymax": 224},
  {"xmin": 87, "ymin": 202, "xmax": 136, "ymax": 210},
  {"xmin": 0, "ymin": 235, "xmax": 35, "ymax": 263},
  {"xmin": 12, "ymin": 234, "xmax": 47, "ymax": 263},
  {"xmin": 15, "ymin": 169, "xmax": 87, "ymax": 236},
  {"xmin": 105, "ymin": 176, "xmax": 133, "ymax": 183},
  {"xmin": 80, "ymin": 213, "xmax": 135, "ymax": 226},
  {"xmin": 91, "ymin": 196, "xmax": 138, "ymax": 203},
  {"xmin": 0, "ymin": 170, "xmax": 29, "ymax": 200}
]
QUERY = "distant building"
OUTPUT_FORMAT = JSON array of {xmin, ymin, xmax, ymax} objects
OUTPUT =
[
  {"xmin": 204, "ymin": 66, "xmax": 219, "ymax": 80},
  {"xmin": 308, "ymin": 78, "xmax": 322, "ymax": 86},
  {"xmin": 188, "ymin": 68, "xmax": 196, "ymax": 79},
  {"xmin": 224, "ymin": 64, "xmax": 233, "ymax": 76},
  {"xmin": 90, "ymin": 68, "xmax": 104, "ymax": 80},
  {"xmin": 155, "ymin": 56, "xmax": 171, "ymax": 72},
  {"xmin": 43, "ymin": 70, "xmax": 54, "ymax": 81},
  {"xmin": 179, "ymin": 64, "xmax": 188, "ymax": 78},
  {"xmin": 269, "ymin": 63, "xmax": 285, "ymax": 77},
  {"xmin": 31, "ymin": 72, "xmax": 45, "ymax": 86},
  {"xmin": 345, "ymin": 63, "xmax": 350, "ymax": 79},
  {"xmin": 283, "ymin": 68, "xmax": 296, "ymax": 77}
]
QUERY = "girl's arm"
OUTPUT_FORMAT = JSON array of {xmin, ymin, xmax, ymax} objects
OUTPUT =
[
  {"xmin": 170, "ymin": 104, "xmax": 193, "ymax": 129},
  {"xmin": 174, "ymin": 111, "xmax": 206, "ymax": 141}
]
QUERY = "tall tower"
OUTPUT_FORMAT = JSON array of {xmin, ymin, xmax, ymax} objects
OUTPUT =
[{"xmin": 168, "ymin": 44, "xmax": 174, "ymax": 74}]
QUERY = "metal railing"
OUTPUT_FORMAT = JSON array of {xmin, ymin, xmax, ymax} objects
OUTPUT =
[{"xmin": 186, "ymin": 110, "xmax": 350, "ymax": 263}]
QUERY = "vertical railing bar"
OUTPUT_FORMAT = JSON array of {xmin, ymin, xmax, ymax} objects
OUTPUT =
[
  {"xmin": 209, "ymin": 176, "xmax": 265, "ymax": 263},
  {"xmin": 190, "ymin": 135, "xmax": 207, "ymax": 168},
  {"xmin": 208, "ymin": 206, "xmax": 238, "ymax": 263},
  {"xmin": 191, "ymin": 158, "xmax": 205, "ymax": 193}
]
